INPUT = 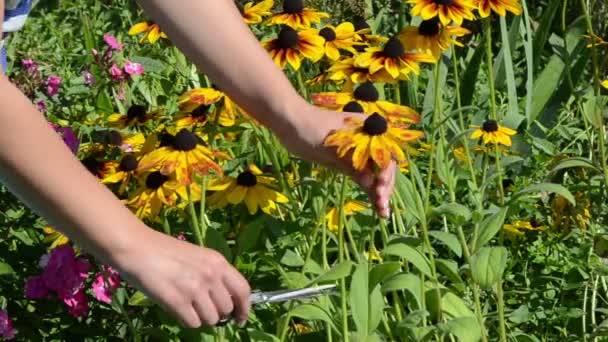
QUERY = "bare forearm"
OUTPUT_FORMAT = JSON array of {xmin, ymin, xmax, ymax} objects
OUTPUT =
[
  {"xmin": 0, "ymin": 76, "xmax": 144, "ymax": 263},
  {"xmin": 136, "ymin": 0, "xmax": 308, "ymax": 134}
]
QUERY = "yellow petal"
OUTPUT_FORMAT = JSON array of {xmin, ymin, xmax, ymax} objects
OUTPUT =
[{"xmin": 128, "ymin": 22, "xmax": 149, "ymax": 35}]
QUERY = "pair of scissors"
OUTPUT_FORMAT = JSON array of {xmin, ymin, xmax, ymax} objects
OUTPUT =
[{"xmin": 218, "ymin": 284, "xmax": 337, "ymax": 325}]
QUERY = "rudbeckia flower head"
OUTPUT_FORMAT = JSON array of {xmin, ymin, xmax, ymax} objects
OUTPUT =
[
  {"xmin": 178, "ymin": 88, "xmax": 223, "ymax": 112},
  {"xmin": 470, "ymin": 119, "xmax": 517, "ymax": 146},
  {"xmin": 106, "ymin": 104, "xmax": 162, "ymax": 128},
  {"xmin": 262, "ymin": 25, "xmax": 325, "ymax": 70},
  {"xmin": 318, "ymin": 22, "xmax": 358, "ymax": 60},
  {"xmin": 324, "ymin": 113, "xmax": 425, "ymax": 171},
  {"xmin": 267, "ymin": 0, "xmax": 330, "ymax": 29},
  {"xmin": 102, "ymin": 154, "xmax": 140, "ymax": 193},
  {"xmin": 128, "ymin": 21, "xmax": 168, "ymax": 44},
  {"xmin": 399, "ymin": 18, "xmax": 470, "ymax": 59},
  {"xmin": 355, "ymin": 37, "xmax": 436, "ymax": 82},
  {"xmin": 239, "ymin": 0, "xmax": 274, "ymax": 24},
  {"xmin": 602, "ymin": 80, "xmax": 608, "ymax": 89},
  {"xmin": 408, "ymin": 0, "xmax": 476, "ymax": 25},
  {"xmin": 474, "ymin": 0, "xmax": 522, "ymax": 17}
]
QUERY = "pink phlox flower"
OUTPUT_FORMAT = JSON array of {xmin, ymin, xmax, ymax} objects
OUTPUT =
[
  {"xmin": 0, "ymin": 310, "xmax": 16, "ymax": 340},
  {"xmin": 103, "ymin": 33, "xmax": 123, "ymax": 51},
  {"xmin": 124, "ymin": 61, "xmax": 144, "ymax": 76},
  {"xmin": 109, "ymin": 63, "xmax": 124, "ymax": 81},
  {"xmin": 46, "ymin": 75, "xmax": 62, "ymax": 96},
  {"xmin": 62, "ymin": 288, "xmax": 89, "ymax": 318},
  {"xmin": 92, "ymin": 266, "xmax": 121, "ymax": 304}
]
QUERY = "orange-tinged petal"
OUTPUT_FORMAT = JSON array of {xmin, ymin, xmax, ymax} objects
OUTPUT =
[{"xmin": 370, "ymin": 136, "xmax": 392, "ymax": 169}]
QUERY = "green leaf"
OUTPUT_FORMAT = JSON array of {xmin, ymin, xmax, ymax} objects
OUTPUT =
[
  {"xmin": 381, "ymin": 273, "xmax": 422, "ymax": 309},
  {"xmin": 550, "ymin": 157, "xmax": 600, "ymax": 174},
  {"xmin": 431, "ymin": 203, "xmax": 471, "ymax": 225},
  {"xmin": 280, "ymin": 250, "xmax": 305, "ymax": 267},
  {"xmin": 473, "ymin": 207, "xmax": 508, "ymax": 252},
  {"xmin": 306, "ymin": 260, "xmax": 353, "ymax": 286},
  {"xmin": 369, "ymin": 262, "xmax": 401, "ymax": 290},
  {"xmin": 499, "ymin": 16, "xmax": 524, "ymax": 129},
  {"xmin": 383, "ymin": 243, "xmax": 432, "ymax": 278},
  {"xmin": 247, "ymin": 329, "xmax": 280, "ymax": 342},
  {"xmin": 128, "ymin": 291, "xmax": 154, "ymax": 307},
  {"xmin": 531, "ymin": 0, "xmax": 561, "ymax": 70},
  {"xmin": 237, "ymin": 216, "xmax": 265, "ymax": 254},
  {"xmin": 471, "ymin": 247, "xmax": 509, "ymax": 289},
  {"xmin": 351, "ymin": 261, "xmax": 370, "ymax": 335},
  {"xmin": 96, "ymin": 89, "xmax": 114, "ymax": 115},
  {"xmin": 436, "ymin": 259, "xmax": 463, "ymax": 284},
  {"xmin": 429, "ymin": 231, "xmax": 462, "ymax": 257},
  {"xmin": 460, "ymin": 46, "xmax": 485, "ymax": 107},
  {"xmin": 368, "ymin": 285, "xmax": 384, "ymax": 336},
  {"xmin": 394, "ymin": 173, "xmax": 425, "ymax": 223},
  {"xmin": 0, "ymin": 261, "xmax": 15, "ymax": 276},
  {"xmin": 289, "ymin": 304, "xmax": 339, "ymax": 334},
  {"xmin": 582, "ymin": 93, "xmax": 605, "ymax": 128},
  {"xmin": 131, "ymin": 56, "xmax": 167, "ymax": 74},
  {"xmin": 441, "ymin": 292, "xmax": 476, "ymax": 319},
  {"xmin": 511, "ymin": 183, "xmax": 575, "ymax": 206},
  {"xmin": 439, "ymin": 317, "xmax": 482, "ymax": 342}
]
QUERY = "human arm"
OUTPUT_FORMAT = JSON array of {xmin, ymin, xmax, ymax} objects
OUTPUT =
[{"xmin": 136, "ymin": 0, "xmax": 396, "ymax": 217}]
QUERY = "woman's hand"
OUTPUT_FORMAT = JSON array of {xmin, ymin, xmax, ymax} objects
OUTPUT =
[
  {"xmin": 113, "ymin": 227, "xmax": 251, "ymax": 328},
  {"xmin": 277, "ymin": 102, "xmax": 397, "ymax": 218}
]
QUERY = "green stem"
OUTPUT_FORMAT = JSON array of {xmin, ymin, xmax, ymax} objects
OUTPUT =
[
  {"xmin": 337, "ymin": 176, "xmax": 350, "ymax": 342},
  {"xmin": 484, "ymin": 19, "xmax": 499, "ymax": 121},
  {"xmin": 198, "ymin": 176, "xmax": 209, "ymax": 242},
  {"xmin": 187, "ymin": 187, "xmax": 204, "ymax": 246},
  {"xmin": 118, "ymin": 299, "xmax": 140, "ymax": 342}
]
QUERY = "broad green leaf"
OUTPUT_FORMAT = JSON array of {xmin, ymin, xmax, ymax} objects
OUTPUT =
[
  {"xmin": 439, "ymin": 317, "xmax": 482, "ymax": 342},
  {"xmin": 520, "ymin": 0, "xmax": 534, "ymax": 127},
  {"xmin": 436, "ymin": 259, "xmax": 464, "ymax": 284},
  {"xmin": 441, "ymin": 291, "xmax": 476, "ymax": 319},
  {"xmin": 473, "ymin": 207, "xmax": 508, "ymax": 252},
  {"xmin": 368, "ymin": 285, "xmax": 385, "ymax": 335},
  {"xmin": 306, "ymin": 260, "xmax": 353, "ymax": 286},
  {"xmin": 511, "ymin": 183, "xmax": 575, "ymax": 206},
  {"xmin": 582, "ymin": 93, "xmax": 605, "ymax": 128},
  {"xmin": 531, "ymin": 0, "xmax": 561, "ymax": 69},
  {"xmin": 128, "ymin": 291, "xmax": 154, "ymax": 307},
  {"xmin": 369, "ymin": 262, "xmax": 401, "ymax": 290},
  {"xmin": 0, "ymin": 261, "xmax": 15, "ymax": 276},
  {"xmin": 471, "ymin": 247, "xmax": 509, "ymax": 289},
  {"xmin": 550, "ymin": 157, "xmax": 600, "ymax": 174},
  {"xmin": 350, "ymin": 261, "xmax": 370, "ymax": 335},
  {"xmin": 395, "ymin": 173, "xmax": 425, "ymax": 223},
  {"xmin": 289, "ymin": 304, "xmax": 339, "ymax": 334},
  {"xmin": 499, "ymin": 16, "xmax": 524, "ymax": 129},
  {"xmin": 280, "ymin": 250, "xmax": 305, "ymax": 267},
  {"xmin": 247, "ymin": 329, "xmax": 280, "ymax": 342},
  {"xmin": 460, "ymin": 46, "xmax": 485, "ymax": 107},
  {"xmin": 431, "ymin": 203, "xmax": 471, "ymax": 225},
  {"xmin": 429, "ymin": 231, "xmax": 463, "ymax": 257},
  {"xmin": 509, "ymin": 305, "xmax": 531, "ymax": 324},
  {"xmin": 383, "ymin": 243, "xmax": 432, "ymax": 277},
  {"xmin": 131, "ymin": 56, "xmax": 167, "ymax": 74},
  {"xmin": 382, "ymin": 273, "xmax": 422, "ymax": 309}
]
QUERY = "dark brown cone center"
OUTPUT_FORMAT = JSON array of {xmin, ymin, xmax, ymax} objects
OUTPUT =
[
  {"xmin": 434, "ymin": 0, "xmax": 454, "ymax": 5},
  {"xmin": 171, "ymin": 129, "xmax": 198, "ymax": 151},
  {"xmin": 126, "ymin": 104, "xmax": 147, "ymax": 122},
  {"xmin": 343, "ymin": 101, "xmax": 365, "ymax": 113},
  {"xmin": 119, "ymin": 154, "xmax": 138, "ymax": 172},
  {"xmin": 236, "ymin": 170, "xmax": 257, "ymax": 187},
  {"xmin": 363, "ymin": 113, "xmax": 388, "ymax": 136},
  {"xmin": 159, "ymin": 132, "xmax": 175, "ymax": 147},
  {"xmin": 283, "ymin": 0, "xmax": 304, "ymax": 13},
  {"xmin": 191, "ymin": 104, "xmax": 210, "ymax": 119},
  {"xmin": 146, "ymin": 171, "xmax": 169, "ymax": 189},
  {"xmin": 319, "ymin": 27, "xmax": 337, "ymax": 41},
  {"xmin": 419, "ymin": 19, "xmax": 441, "ymax": 37},
  {"xmin": 278, "ymin": 26, "xmax": 299, "ymax": 49},
  {"xmin": 353, "ymin": 17, "xmax": 370, "ymax": 31},
  {"xmin": 354, "ymin": 82, "xmax": 379, "ymax": 102},
  {"xmin": 383, "ymin": 37, "xmax": 405, "ymax": 58},
  {"xmin": 482, "ymin": 120, "xmax": 499, "ymax": 132}
]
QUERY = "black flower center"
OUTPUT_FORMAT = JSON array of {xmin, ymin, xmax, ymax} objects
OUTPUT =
[
  {"xmin": 353, "ymin": 16, "xmax": 370, "ymax": 31},
  {"xmin": 105, "ymin": 130, "xmax": 123, "ymax": 146},
  {"xmin": 383, "ymin": 37, "xmax": 405, "ymax": 58},
  {"xmin": 530, "ymin": 219, "xmax": 542, "ymax": 228},
  {"xmin": 502, "ymin": 178, "xmax": 514, "ymax": 190},
  {"xmin": 119, "ymin": 154, "xmax": 138, "ymax": 172},
  {"xmin": 482, "ymin": 120, "xmax": 499, "ymax": 132},
  {"xmin": 171, "ymin": 129, "xmax": 198, "ymax": 151},
  {"xmin": 354, "ymin": 82, "xmax": 379, "ymax": 102},
  {"xmin": 236, "ymin": 170, "xmax": 258, "ymax": 187},
  {"xmin": 146, "ymin": 171, "xmax": 169, "ymax": 189},
  {"xmin": 319, "ymin": 27, "xmax": 337, "ymax": 41},
  {"xmin": 363, "ymin": 113, "xmax": 388, "ymax": 136},
  {"xmin": 434, "ymin": 0, "xmax": 454, "ymax": 5},
  {"xmin": 343, "ymin": 101, "xmax": 364, "ymax": 113},
  {"xmin": 418, "ymin": 19, "xmax": 441, "ymax": 37},
  {"xmin": 283, "ymin": 0, "xmax": 304, "ymax": 13},
  {"xmin": 191, "ymin": 105, "xmax": 210, "ymax": 119},
  {"xmin": 159, "ymin": 132, "xmax": 175, "ymax": 147},
  {"xmin": 278, "ymin": 26, "xmax": 299, "ymax": 49},
  {"xmin": 82, "ymin": 157, "xmax": 104, "ymax": 177},
  {"xmin": 126, "ymin": 104, "xmax": 147, "ymax": 122}
]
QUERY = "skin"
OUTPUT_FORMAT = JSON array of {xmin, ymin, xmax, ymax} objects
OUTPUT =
[{"xmin": 0, "ymin": 0, "xmax": 396, "ymax": 328}]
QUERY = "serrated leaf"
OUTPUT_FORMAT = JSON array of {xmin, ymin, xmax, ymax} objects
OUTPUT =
[
  {"xmin": 471, "ymin": 247, "xmax": 508, "ymax": 289},
  {"xmin": 473, "ymin": 207, "xmax": 508, "ymax": 252}
]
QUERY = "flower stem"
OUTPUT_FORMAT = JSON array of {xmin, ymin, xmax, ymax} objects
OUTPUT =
[
  {"xmin": 484, "ymin": 19, "xmax": 499, "ymax": 121},
  {"xmin": 337, "ymin": 175, "xmax": 350, "ymax": 342}
]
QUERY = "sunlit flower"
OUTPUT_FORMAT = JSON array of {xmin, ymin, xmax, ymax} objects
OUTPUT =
[
  {"xmin": 474, "ymin": 0, "xmax": 522, "ymax": 17},
  {"xmin": 240, "ymin": 0, "xmax": 274, "ymax": 24},
  {"xmin": 398, "ymin": 18, "xmax": 470, "ymax": 59},
  {"xmin": 42, "ymin": 226, "xmax": 70, "ymax": 249},
  {"xmin": 174, "ymin": 104, "xmax": 212, "ymax": 129},
  {"xmin": 325, "ymin": 200, "xmax": 367, "ymax": 232},
  {"xmin": 408, "ymin": 0, "xmax": 476, "ymax": 25},
  {"xmin": 127, "ymin": 171, "xmax": 181, "ymax": 219},
  {"xmin": 318, "ymin": 22, "xmax": 358, "ymax": 60},
  {"xmin": 128, "ymin": 21, "xmax": 168, "ymax": 44},
  {"xmin": 81, "ymin": 156, "xmax": 113, "ymax": 179},
  {"xmin": 124, "ymin": 60, "xmax": 144, "ymax": 75},
  {"xmin": 103, "ymin": 33, "xmax": 122, "ymax": 51},
  {"xmin": 326, "ymin": 57, "xmax": 385, "ymax": 85},
  {"xmin": 470, "ymin": 120, "xmax": 517, "ymax": 146},
  {"xmin": 312, "ymin": 82, "xmax": 421, "ymax": 124},
  {"xmin": 602, "ymin": 80, "xmax": 608, "ymax": 89},
  {"xmin": 355, "ymin": 37, "xmax": 436, "ymax": 82},
  {"xmin": 267, "ymin": 0, "xmax": 329, "ymax": 29},
  {"xmin": 352, "ymin": 17, "xmax": 388, "ymax": 46},
  {"xmin": 178, "ymin": 88, "xmax": 223, "ymax": 112},
  {"xmin": 364, "ymin": 245, "xmax": 383, "ymax": 262},
  {"xmin": 92, "ymin": 266, "xmax": 121, "ymax": 304},
  {"xmin": 101, "ymin": 154, "xmax": 140, "ymax": 193},
  {"xmin": 207, "ymin": 164, "xmax": 288, "ymax": 215},
  {"xmin": 552, "ymin": 192, "xmax": 590, "ymax": 231},
  {"xmin": 106, "ymin": 104, "xmax": 163, "ymax": 128},
  {"xmin": 262, "ymin": 25, "xmax": 325, "ymax": 70},
  {"xmin": 46, "ymin": 75, "xmax": 61, "ymax": 96},
  {"xmin": 503, "ymin": 220, "xmax": 544, "ymax": 240},
  {"xmin": 324, "ymin": 113, "xmax": 425, "ymax": 170},
  {"xmin": 137, "ymin": 129, "xmax": 222, "ymax": 183}
]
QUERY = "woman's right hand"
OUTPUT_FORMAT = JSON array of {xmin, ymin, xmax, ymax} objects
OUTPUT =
[{"xmin": 113, "ymin": 227, "xmax": 251, "ymax": 328}]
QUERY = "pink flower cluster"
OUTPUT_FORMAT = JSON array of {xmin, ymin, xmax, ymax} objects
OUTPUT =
[
  {"xmin": 25, "ymin": 245, "xmax": 91, "ymax": 317},
  {"xmin": 46, "ymin": 75, "xmax": 62, "ymax": 97},
  {"xmin": 0, "ymin": 310, "xmax": 16, "ymax": 340},
  {"xmin": 48, "ymin": 122, "xmax": 80, "ymax": 155},
  {"xmin": 91, "ymin": 265, "xmax": 121, "ymax": 304}
]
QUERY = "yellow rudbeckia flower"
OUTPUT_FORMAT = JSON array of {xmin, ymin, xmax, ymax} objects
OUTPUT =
[
  {"xmin": 318, "ymin": 22, "xmax": 358, "ymax": 61},
  {"xmin": 325, "ymin": 113, "xmax": 424, "ymax": 171},
  {"xmin": 42, "ymin": 226, "xmax": 69, "ymax": 249},
  {"xmin": 399, "ymin": 18, "xmax": 470, "ymax": 60},
  {"xmin": 325, "ymin": 200, "xmax": 368, "ymax": 233},
  {"xmin": 106, "ymin": 104, "xmax": 163, "ymax": 128},
  {"xmin": 503, "ymin": 220, "xmax": 544, "ymax": 240},
  {"xmin": 266, "ymin": 0, "xmax": 329, "ymax": 29},
  {"xmin": 474, "ymin": 0, "xmax": 522, "ymax": 17},
  {"xmin": 128, "ymin": 21, "xmax": 168, "ymax": 44},
  {"xmin": 262, "ymin": 25, "xmax": 325, "ymax": 70},
  {"xmin": 602, "ymin": 80, "xmax": 608, "ymax": 89},
  {"xmin": 127, "ymin": 171, "xmax": 188, "ymax": 219},
  {"xmin": 470, "ymin": 120, "xmax": 517, "ymax": 146},
  {"xmin": 408, "ymin": 0, "xmax": 476, "ymax": 25},
  {"xmin": 240, "ymin": 0, "xmax": 274, "ymax": 25},
  {"xmin": 207, "ymin": 164, "xmax": 288, "ymax": 215}
]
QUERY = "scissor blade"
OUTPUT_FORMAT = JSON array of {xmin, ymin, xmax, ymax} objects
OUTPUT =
[{"xmin": 252, "ymin": 284, "xmax": 337, "ymax": 305}]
